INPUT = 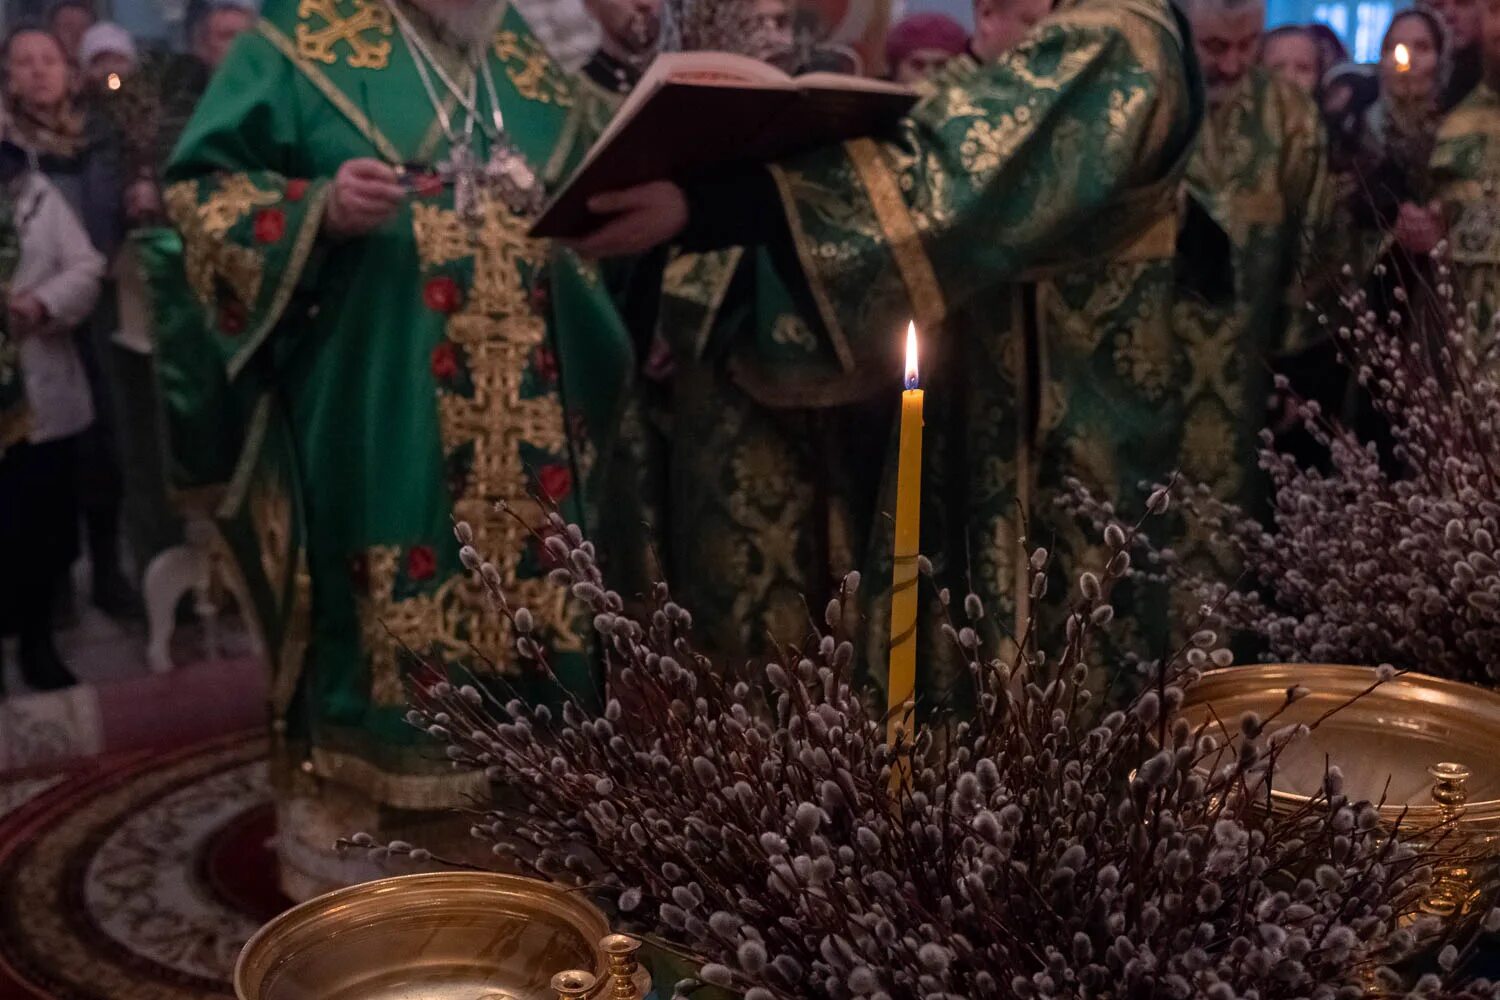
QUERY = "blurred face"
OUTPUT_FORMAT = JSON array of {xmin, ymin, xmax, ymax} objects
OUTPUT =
[
  {"xmin": 6, "ymin": 31, "xmax": 72, "ymax": 112},
  {"xmin": 1190, "ymin": 2, "xmax": 1266, "ymax": 107},
  {"xmin": 49, "ymin": 5, "xmax": 94, "ymax": 60},
  {"xmin": 972, "ymin": 0, "xmax": 1049, "ymax": 60},
  {"xmin": 893, "ymin": 46, "xmax": 954, "ymax": 83},
  {"xmin": 1261, "ymin": 31, "xmax": 1319, "ymax": 93},
  {"xmin": 193, "ymin": 8, "xmax": 254, "ymax": 69},
  {"xmin": 748, "ymin": 0, "xmax": 794, "ymax": 61},
  {"xmin": 85, "ymin": 50, "xmax": 134, "ymax": 89},
  {"xmin": 1432, "ymin": 0, "xmax": 1482, "ymax": 50},
  {"xmin": 585, "ymin": 0, "xmax": 663, "ymax": 60},
  {"xmin": 1381, "ymin": 15, "xmax": 1441, "ymax": 98}
]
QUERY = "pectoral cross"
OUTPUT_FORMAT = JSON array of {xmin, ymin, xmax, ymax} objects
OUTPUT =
[{"xmin": 435, "ymin": 138, "xmax": 544, "ymax": 226}]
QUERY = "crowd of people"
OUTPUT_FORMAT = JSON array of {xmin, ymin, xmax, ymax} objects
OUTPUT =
[
  {"xmin": 1, "ymin": 0, "xmax": 1499, "ymax": 892},
  {"xmin": 0, "ymin": 0, "xmax": 255, "ymax": 691}
]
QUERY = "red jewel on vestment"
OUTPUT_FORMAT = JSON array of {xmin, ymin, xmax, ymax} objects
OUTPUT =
[
  {"xmin": 284, "ymin": 179, "xmax": 310, "ymax": 201},
  {"xmin": 423, "ymin": 276, "xmax": 463, "ymax": 314},
  {"xmin": 406, "ymin": 545, "xmax": 438, "ymax": 582},
  {"xmin": 253, "ymin": 208, "xmax": 287, "ymax": 244},
  {"xmin": 538, "ymin": 464, "xmax": 572, "ymax": 501},
  {"xmin": 431, "ymin": 341, "xmax": 459, "ymax": 379},
  {"xmin": 218, "ymin": 299, "xmax": 248, "ymax": 335}
]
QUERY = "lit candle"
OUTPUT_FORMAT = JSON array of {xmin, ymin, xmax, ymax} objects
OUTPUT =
[
  {"xmin": 106, "ymin": 72, "xmax": 122, "ymax": 91},
  {"xmin": 887, "ymin": 321, "xmax": 923, "ymax": 782},
  {"xmin": 1394, "ymin": 43, "xmax": 1411, "ymax": 72}
]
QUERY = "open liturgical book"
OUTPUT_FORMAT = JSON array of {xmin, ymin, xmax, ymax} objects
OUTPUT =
[{"xmin": 529, "ymin": 51, "xmax": 917, "ymax": 238}]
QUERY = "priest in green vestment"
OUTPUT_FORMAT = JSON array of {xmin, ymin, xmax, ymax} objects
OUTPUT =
[
  {"xmin": 1432, "ymin": 78, "xmax": 1500, "ymax": 340},
  {"xmin": 572, "ymin": 0, "xmax": 1202, "ymax": 706},
  {"xmin": 1172, "ymin": 0, "xmax": 1333, "ymax": 576},
  {"xmin": 149, "ymin": 0, "xmax": 633, "ymax": 899}
]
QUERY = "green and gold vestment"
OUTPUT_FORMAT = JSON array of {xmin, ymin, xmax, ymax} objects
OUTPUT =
[
  {"xmin": 740, "ymin": 0, "xmax": 1202, "ymax": 702},
  {"xmin": 1175, "ymin": 69, "xmax": 1332, "ymax": 569},
  {"xmin": 1432, "ymin": 82, "xmax": 1500, "ymax": 338},
  {"xmin": 149, "ymin": 0, "xmax": 634, "ymax": 892}
]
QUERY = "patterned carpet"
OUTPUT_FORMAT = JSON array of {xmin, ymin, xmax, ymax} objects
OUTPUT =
[{"xmin": 0, "ymin": 732, "xmax": 283, "ymax": 1000}]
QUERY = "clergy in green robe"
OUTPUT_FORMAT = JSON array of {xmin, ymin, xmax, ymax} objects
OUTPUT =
[
  {"xmin": 573, "ymin": 0, "xmax": 1202, "ymax": 705},
  {"xmin": 1432, "ymin": 81, "xmax": 1500, "ymax": 339},
  {"xmin": 151, "ymin": 0, "xmax": 633, "ymax": 899},
  {"xmin": 1173, "ymin": 0, "xmax": 1333, "ymax": 577}
]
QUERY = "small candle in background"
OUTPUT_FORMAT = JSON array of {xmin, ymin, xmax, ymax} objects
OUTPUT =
[{"xmin": 106, "ymin": 72, "xmax": 122, "ymax": 90}]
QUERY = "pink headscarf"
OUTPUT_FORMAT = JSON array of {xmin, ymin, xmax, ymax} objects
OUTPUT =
[{"xmin": 885, "ymin": 13, "xmax": 969, "ymax": 68}]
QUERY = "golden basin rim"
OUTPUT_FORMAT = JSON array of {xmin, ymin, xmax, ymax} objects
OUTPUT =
[
  {"xmin": 1180, "ymin": 664, "xmax": 1500, "ymax": 825},
  {"xmin": 233, "ymin": 870, "xmax": 613, "ymax": 1000}
]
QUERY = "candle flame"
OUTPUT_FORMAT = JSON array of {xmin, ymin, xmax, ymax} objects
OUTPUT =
[
  {"xmin": 1394, "ymin": 43, "xmax": 1410, "ymax": 71},
  {"xmin": 904, "ymin": 321, "xmax": 919, "ymax": 390},
  {"xmin": 106, "ymin": 72, "xmax": 122, "ymax": 90}
]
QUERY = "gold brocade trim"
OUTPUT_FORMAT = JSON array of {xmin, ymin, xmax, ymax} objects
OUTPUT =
[
  {"xmin": 216, "ymin": 393, "xmax": 272, "ymax": 520},
  {"xmin": 493, "ymin": 29, "xmax": 573, "ymax": 106},
  {"xmin": 164, "ymin": 177, "xmax": 274, "ymax": 313},
  {"xmin": 228, "ymin": 183, "xmax": 332, "ymax": 379},
  {"xmin": 273, "ymin": 558, "xmax": 313, "ymax": 716},
  {"xmin": 545, "ymin": 76, "xmax": 623, "ymax": 185},
  {"xmin": 250, "ymin": 467, "xmax": 293, "ymax": 601},
  {"xmin": 258, "ymin": 20, "xmax": 404, "ymax": 164},
  {"xmin": 354, "ymin": 544, "xmax": 567, "ymax": 704},
  {"xmin": 845, "ymin": 137, "xmax": 946, "ymax": 335},
  {"xmin": 767, "ymin": 164, "xmax": 859, "ymax": 377},
  {"xmin": 661, "ymin": 248, "xmax": 744, "ymax": 360},
  {"xmin": 308, "ymin": 746, "xmax": 488, "ymax": 809},
  {"xmin": 206, "ymin": 522, "xmax": 269, "ymax": 660},
  {"xmin": 295, "ymin": 0, "xmax": 392, "ymax": 69},
  {"xmin": 352, "ymin": 195, "xmax": 582, "ymax": 706},
  {"xmin": 1438, "ymin": 107, "xmax": 1500, "ymax": 143}
]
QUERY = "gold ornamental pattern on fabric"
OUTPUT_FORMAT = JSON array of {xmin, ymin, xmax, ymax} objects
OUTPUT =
[
  {"xmin": 355, "ymin": 195, "xmax": 581, "ymax": 705},
  {"xmin": 164, "ymin": 178, "xmax": 276, "ymax": 312},
  {"xmin": 493, "ymin": 30, "xmax": 574, "ymax": 106},
  {"xmin": 295, "ymin": 0, "xmax": 393, "ymax": 68}
]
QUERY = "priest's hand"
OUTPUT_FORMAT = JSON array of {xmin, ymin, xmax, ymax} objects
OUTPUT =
[
  {"xmin": 325, "ymin": 158, "xmax": 405, "ymax": 238},
  {"xmin": 567, "ymin": 181, "xmax": 688, "ymax": 258}
]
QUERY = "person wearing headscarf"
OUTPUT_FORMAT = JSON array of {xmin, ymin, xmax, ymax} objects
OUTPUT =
[
  {"xmin": 1430, "ymin": 0, "xmax": 1483, "ymax": 109},
  {"xmin": 0, "ymin": 136, "xmax": 105, "ymax": 693},
  {"xmin": 1344, "ymin": 7, "xmax": 1451, "ymax": 272},
  {"xmin": 3, "ymin": 24, "xmax": 135, "ymax": 621},
  {"xmin": 76, "ymin": 21, "xmax": 135, "ymax": 96},
  {"xmin": 1307, "ymin": 22, "xmax": 1348, "ymax": 74},
  {"xmin": 884, "ymin": 12, "xmax": 968, "ymax": 83},
  {"xmin": 1259, "ymin": 24, "xmax": 1321, "ymax": 96}
]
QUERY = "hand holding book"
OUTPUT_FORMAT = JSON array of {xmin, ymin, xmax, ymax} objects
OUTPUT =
[{"xmin": 532, "ymin": 51, "xmax": 916, "ymax": 242}]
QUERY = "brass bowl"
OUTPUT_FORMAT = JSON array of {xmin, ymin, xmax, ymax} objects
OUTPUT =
[
  {"xmin": 1179, "ymin": 664, "xmax": 1500, "ymax": 922},
  {"xmin": 1179, "ymin": 664, "xmax": 1500, "ymax": 829},
  {"xmin": 234, "ymin": 871, "xmax": 613, "ymax": 1000}
]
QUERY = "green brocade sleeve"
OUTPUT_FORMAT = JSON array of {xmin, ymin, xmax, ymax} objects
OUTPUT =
[
  {"xmin": 767, "ymin": 3, "xmax": 1187, "ymax": 380},
  {"xmin": 163, "ymin": 33, "xmax": 331, "ymax": 381}
]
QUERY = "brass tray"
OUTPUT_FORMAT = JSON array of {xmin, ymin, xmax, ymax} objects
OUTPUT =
[
  {"xmin": 1178, "ymin": 664, "xmax": 1500, "ymax": 829},
  {"xmin": 235, "ymin": 871, "xmax": 613, "ymax": 1000}
]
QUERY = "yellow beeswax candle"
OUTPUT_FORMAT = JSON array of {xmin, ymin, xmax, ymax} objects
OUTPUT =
[{"xmin": 887, "ymin": 322, "xmax": 923, "ymax": 783}]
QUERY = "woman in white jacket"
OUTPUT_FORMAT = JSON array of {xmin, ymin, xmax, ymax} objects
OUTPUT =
[{"xmin": 0, "ymin": 140, "xmax": 104, "ymax": 693}]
